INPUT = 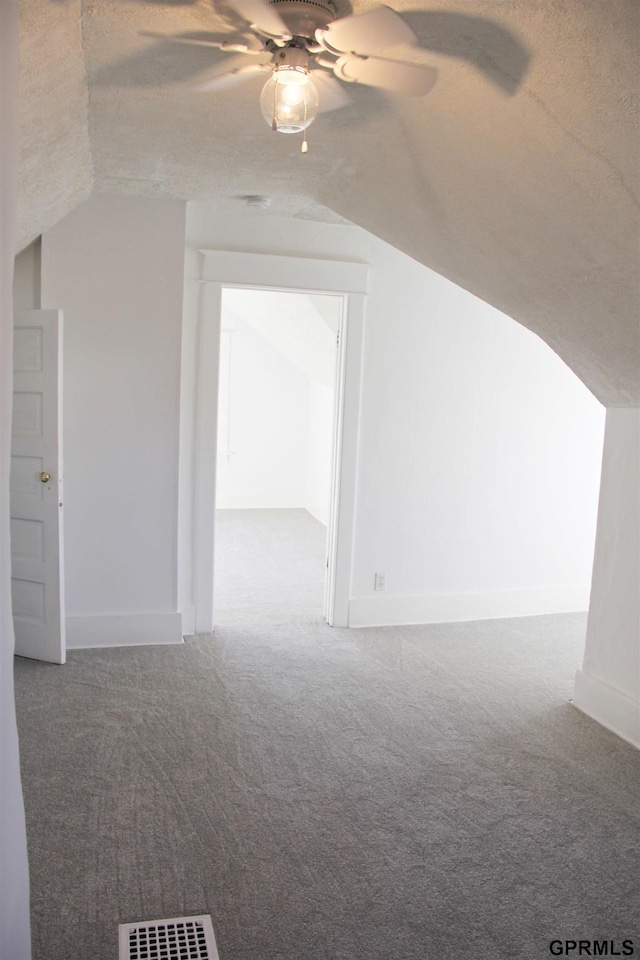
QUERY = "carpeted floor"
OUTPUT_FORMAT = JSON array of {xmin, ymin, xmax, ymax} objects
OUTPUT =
[{"xmin": 14, "ymin": 509, "xmax": 640, "ymax": 960}]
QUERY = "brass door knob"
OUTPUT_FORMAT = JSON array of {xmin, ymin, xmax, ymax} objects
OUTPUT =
[{"xmin": 40, "ymin": 472, "xmax": 51, "ymax": 483}]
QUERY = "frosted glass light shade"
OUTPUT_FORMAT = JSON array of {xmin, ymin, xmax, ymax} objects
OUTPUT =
[{"xmin": 260, "ymin": 69, "xmax": 319, "ymax": 134}]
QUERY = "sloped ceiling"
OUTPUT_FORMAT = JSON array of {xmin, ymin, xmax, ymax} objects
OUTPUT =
[
  {"xmin": 19, "ymin": 0, "xmax": 93, "ymax": 246},
  {"xmin": 18, "ymin": 0, "xmax": 639, "ymax": 403},
  {"xmin": 223, "ymin": 289, "xmax": 339, "ymax": 385}
]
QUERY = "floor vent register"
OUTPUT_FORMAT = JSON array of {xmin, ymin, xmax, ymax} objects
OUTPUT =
[{"xmin": 119, "ymin": 915, "xmax": 219, "ymax": 960}]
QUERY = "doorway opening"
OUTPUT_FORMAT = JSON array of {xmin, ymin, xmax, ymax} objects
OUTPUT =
[
  {"xmin": 182, "ymin": 248, "xmax": 368, "ymax": 635},
  {"xmin": 214, "ymin": 287, "xmax": 341, "ymax": 624}
]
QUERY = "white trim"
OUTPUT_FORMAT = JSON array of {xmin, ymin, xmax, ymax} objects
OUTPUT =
[
  {"xmin": 193, "ymin": 282, "xmax": 222, "ymax": 634},
  {"xmin": 181, "ymin": 604, "xmax": 195, "ymax": 636},
  {"xmin": 185, "ymin": 251, "xmax": 368, "ymax": 632},
  {"xmin": 66, "ymin": 613, "xmax": 184, "ymax": 649},
  {"xmin": 348, "ymin": 584, "xmax": 592, "ymax": 628},
  {"xmin": 573, "ymin": 670, "xmax": 640, "ymax": 748},
  {"xmin": 327, "ymin": 293, "xmax": 365, "ymax": 626},
  {"xmin": 199, "ymin": 250, "xmax": 369, "ymax": 293}
]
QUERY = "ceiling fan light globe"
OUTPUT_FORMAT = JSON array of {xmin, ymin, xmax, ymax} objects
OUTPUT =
[
  {"xmin": 260, "ymin": 72, "xmax": 319, "ymax": 133},
  {"xmin": 281, "ymin": 82, "xmax": 305, "ymax": 105}
]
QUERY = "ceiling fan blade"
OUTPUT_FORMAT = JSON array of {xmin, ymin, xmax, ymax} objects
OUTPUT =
[
  {"xmin": 310, "ymin": 71, "xmax": 352, "ymax": 113},
  {"xmin": 334, "ymin": 55, "xmax": 437, "ymax": 97},
  {"xmin": 140, "ymin": 30, "xmax": 260, "ymax": 53},
  {"xmin": 225, "ymin": 0, "xmax": 291, "ymax": 38},
  {"xmin": 192, "ymin": 55, "xmax": 272, "ymax": 91},
  {"xmin": 317, "ymin": 6, "xmax": 415, "ymax": 56}
]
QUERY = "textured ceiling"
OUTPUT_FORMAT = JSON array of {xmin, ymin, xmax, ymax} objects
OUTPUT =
[{"xmin": 18, "ymin": 0, "xmax": 639, "ymax": 403}]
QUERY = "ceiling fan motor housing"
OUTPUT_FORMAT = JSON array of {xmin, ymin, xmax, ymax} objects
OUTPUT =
[
  {"xmin": 268, "ymin": 0, "xmax": 337, "ymax": 39},
  {"xmin": 273, "ymin": 45, "xmax": 309, "ymax": 70}
]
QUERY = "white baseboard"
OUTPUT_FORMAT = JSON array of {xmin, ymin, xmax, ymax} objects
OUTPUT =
[
  {"xmin": 66, "ymin": 613, "xmax": 184, "ymax": 649},
  {"xmin": 304, "ymin": 500, "xmax": 329, "ymax": 526},
  {"xmin": 573, "ymin": 669, "xmax": 640, "ymax": 748},
  {"xmin": 348, "ymin": 584, "xmax": 591, "ymax": 628},
  {"xmin": 180, "ymin": 604, "xmax": 195, "ymax": 636},
  {"xmin": 216, "ymin": 494, "xmax": 306, "ymax": 510}
]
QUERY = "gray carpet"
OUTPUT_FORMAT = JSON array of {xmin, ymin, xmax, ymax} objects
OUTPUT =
[{"xmin": 14, "ymin": 509, "xmax": 640, "ymax": 960}]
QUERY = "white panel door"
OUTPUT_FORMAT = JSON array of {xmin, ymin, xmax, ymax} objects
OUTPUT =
[{"xmin": 11, "ymin": 309, "xmax": 65, "ymax": 663}]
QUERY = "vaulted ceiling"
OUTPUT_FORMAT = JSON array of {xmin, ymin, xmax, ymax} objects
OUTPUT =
[{"xmin": 18, "ymin": 0, "xmax": 639, "ymax": 403}]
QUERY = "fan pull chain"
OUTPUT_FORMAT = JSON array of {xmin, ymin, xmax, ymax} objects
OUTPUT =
[
  {"xmin": 301, "ymin": 98, "xmax": 309, "ymax": 153},
  {"xmin": 272, "ymin": 78, "xmax": 277, "ymax": 131}
]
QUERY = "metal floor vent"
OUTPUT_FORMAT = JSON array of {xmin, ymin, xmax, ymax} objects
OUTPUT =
[{"xmin": 119, "ymin": 915, "xmax": 219, "ymax": 960}]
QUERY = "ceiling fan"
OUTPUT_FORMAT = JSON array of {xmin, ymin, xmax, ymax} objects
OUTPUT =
[{"xmin": 150, "ymin": 1, "xmax": 438, "ymax": 151}]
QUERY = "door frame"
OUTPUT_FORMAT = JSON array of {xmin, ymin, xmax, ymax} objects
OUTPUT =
[{"xmin": 184, "ymin": 250, "xmax": 368, "ymax": 632}]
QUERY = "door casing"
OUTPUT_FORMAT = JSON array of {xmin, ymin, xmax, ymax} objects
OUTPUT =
[{"xmin": 180, "ymin": 250, "xmax": 368, "ymax": 632}]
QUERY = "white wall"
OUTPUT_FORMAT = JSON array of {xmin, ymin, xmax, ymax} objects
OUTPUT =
[
  {"xmin": 1, "ymin": 2, "xmax": 32, "ymax": 955},
  {"xmin": 350, "ymin": 250, "xmax": 606, "ymax": 626},
  {"xmin": 41, "ymin": 194, "xmax": 186, "ymax": 647},
  {"xmin": 183, "ymin": 206, "xmax": 606, "ymax": 630},
  {"xmin": 13, "ymin": 240, "xmax": 40, "ymax": 310},
  {"xmin": 574, "ymin": 407, "xmax": 640, "ymax": 746},
  {"xmin": 216, "ymin": 313, "xmax": 310, "ymax": 509},
  {"xmin": 32, "ymin": 195, "xmax": 612, "ymax": 694},
  {"xmin": 216, "ymin": 288, "xmax": 337, "ymax": 521},
  {"xmin": 307, "ymin": 380, "xmax": 334, "ymax": 525}
]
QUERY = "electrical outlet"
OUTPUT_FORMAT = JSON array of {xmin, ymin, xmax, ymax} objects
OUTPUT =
[{"xmin": 374, "ymin": 572, "xmax": 386, "ymax": 592}]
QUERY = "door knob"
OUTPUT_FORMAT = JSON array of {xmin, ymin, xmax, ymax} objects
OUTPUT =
[{"xmin": 40, "ymin": 472, "xmax": 51, "ymax": 483}]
